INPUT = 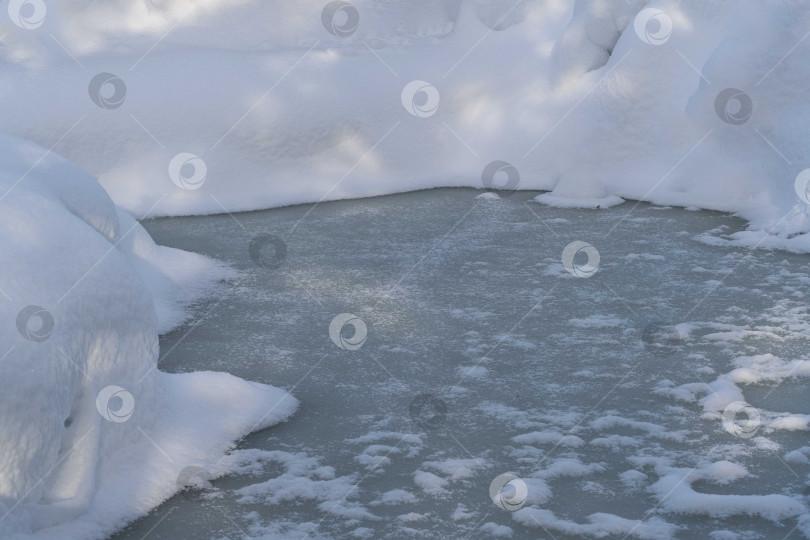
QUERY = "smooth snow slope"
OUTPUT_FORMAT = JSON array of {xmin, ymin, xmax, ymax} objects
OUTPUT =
[
  {"xmin": 0, "ymin": 133, "xmax": 297, "ymax": 539},
  {"xmin": 2, "ymin": 0, "xmax": 810, "ymax": 248}
]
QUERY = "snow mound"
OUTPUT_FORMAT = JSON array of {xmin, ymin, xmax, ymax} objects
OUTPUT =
[
  {"xmin": 533, "ymin": 193, "xmax": 625, "ymax": 209},
  {"xmin": 0, "ymin": 133, "xmax": 297, "ymax": 539},
  {"xmin": 475, "ymin": 191, "xmax": 503, "ymax": 201},
  {"xmin": 533, "ymin": 170, "xmax": 624, "ymax": 208}
]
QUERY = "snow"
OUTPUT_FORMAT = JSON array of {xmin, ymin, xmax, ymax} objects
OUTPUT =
[
  {"xmin": 0, "ymin": 0, "xmax": 807, "ymax": 252},
  {"xmin": 421, "ymin": 458, "xmax": 488, "ymax": 481},
  {"xmin": 646, "ymin": 460, "xmax": 806, "ymax": 521},
  {"xmin": 533, "ymin": 193, "xmax": 625, "ymax": 209},
  {"xmin": 413, "ymin": 471, "xmax": 447, "ymax": 495},
  {"xmin": 619, "ymin": 469, "xmax": 648, "ymax": 489},
  {"xmin": 371, "ymin": 489, "xmax": 417, "ymax": 506},
  {"xmin": 480, "ymin": 521, "xmax": 513, "ymax": 537},
  {"xmin": 396, "ymin": 511, "xmax": 424, "ymax": 522},
  {"xmin": 451, "ymin": 504, "xmax": 475, "ymax": 521},
  {"xmin": 661, "ymin": 351, "xmax": 810, "ymax": 435},
  {"xmin": 229, "ymin": 449, "xmax": 374, "ymax": 520},
  {"xmin": 0, "ymin": 133, "xmax": 297, "ymax": 538},
  {"xmin": 511, "ymin": 430, "xmax": 585, "ymax": 448},
  {"xmin": 514, "ymin": 507, "xmax": 678, "ymax": 540}
]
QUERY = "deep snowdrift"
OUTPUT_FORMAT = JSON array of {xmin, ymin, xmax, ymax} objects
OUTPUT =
[
  {"xmin": 1, "ymin": 0, "xmax": 810, "ymax": 248},
  {"xmin": 0, "ymin": 133, "xmax": 297, "ymax": 539}
]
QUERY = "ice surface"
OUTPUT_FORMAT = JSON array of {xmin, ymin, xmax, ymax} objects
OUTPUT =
[{"xmin": 105, "ymin": 190, "xmax": 810, "ymax": 539}]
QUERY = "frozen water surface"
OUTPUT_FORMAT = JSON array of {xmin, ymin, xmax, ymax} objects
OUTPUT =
[{"xmin": 111, "ymin": 188, "xmax": 810, "ymax": 539}]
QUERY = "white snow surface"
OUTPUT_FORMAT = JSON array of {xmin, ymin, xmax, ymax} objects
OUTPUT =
[
  {"xmin": 1, "ymin": 0, "xmax": 809, "ymax": 247},
  {"xmin": 0, "ymin": 133, "xmax": 297, "ymax": 539}
]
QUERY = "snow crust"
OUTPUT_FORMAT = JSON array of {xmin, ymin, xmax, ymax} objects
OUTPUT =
[{"xmin": 0, "ymin": 133, "xmax": 297, "ymax": 539}]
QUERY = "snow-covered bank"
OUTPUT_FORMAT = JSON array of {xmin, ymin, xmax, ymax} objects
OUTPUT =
[
  {"xmin": 0, "ymin": 133, "xmax": 297, "ymax": 539},
  {"xmin": 2, "ymin": 0, "xmax": 810, "ymax": 247}
]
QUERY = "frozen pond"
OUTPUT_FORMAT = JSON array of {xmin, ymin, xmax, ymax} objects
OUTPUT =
[{"xmin": 111, "ymin": 188, "xmax": 810, "ymax": 539}]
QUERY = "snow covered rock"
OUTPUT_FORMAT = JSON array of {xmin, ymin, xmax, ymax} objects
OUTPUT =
[
  {"xmin": 533, "ymin": 173, "xmax": 624, "ymax": 208},
  {"xmin": 0, "ymin": 133, "xmax": 297, "ymax": 539}
]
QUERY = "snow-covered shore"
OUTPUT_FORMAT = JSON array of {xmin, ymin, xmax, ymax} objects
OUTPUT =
[
  {"xmin": 0, "ymin": 133, "xmax": 297, "ymax": 539},
  {"xmin": 2, "ymin": 1, "xmax": 810, "ymax": 246}
]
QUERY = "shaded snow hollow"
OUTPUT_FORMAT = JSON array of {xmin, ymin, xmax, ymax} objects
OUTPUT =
[{"xmin": 0, "ymin": 133, "xmax": 297, "ymax": 539}]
